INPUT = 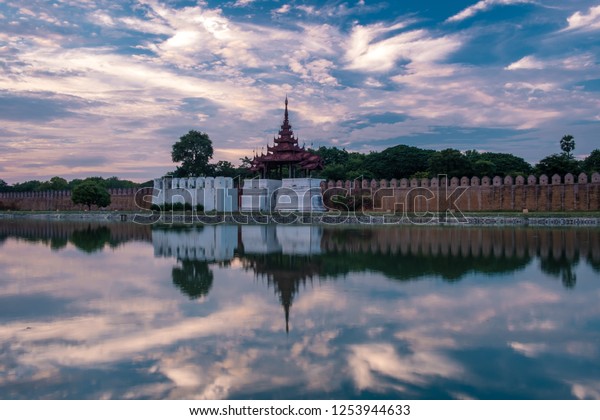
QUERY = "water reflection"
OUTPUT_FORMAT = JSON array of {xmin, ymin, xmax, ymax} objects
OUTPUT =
[
  {"xmin": 0, "ymin": 219, "xmax": 151, "ymax": 253},
  {"xmin": 1, "ymin": 220, "xmax": 600, "ymax": 399},
  {"xmin": 148, "ymin": 224, "xmax": 600, "ymax": 334},
  {"xmin": 149, "ymin": 224, "xmax": 600, "ymax": 291}
]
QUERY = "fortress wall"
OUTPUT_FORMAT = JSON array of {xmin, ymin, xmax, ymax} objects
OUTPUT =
[
  {"xmin": 322, "ymin": 173, "xmax": 600, "ymax": 212},
  {"xmin": 0, "ymin": 188, "xmax": 154, "ymax": 211}
]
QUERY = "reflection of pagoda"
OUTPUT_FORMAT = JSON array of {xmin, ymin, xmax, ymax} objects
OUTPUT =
[
  {"xmin": 241, "ymin": 253, "xmax": 324, "ymax": 333},
  {"xmin": 250, "ymin": 97, "xmax": 323, "ymax": 178}
]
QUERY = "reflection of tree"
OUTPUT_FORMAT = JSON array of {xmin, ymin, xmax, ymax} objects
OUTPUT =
[
  {"xmin": 50, "ymin": 236, "xmax": 68, "ymax": 251},
  {"xmin": 0, "ymin": 221, "xmax": 151, "ymax": 251},
  {"xmin": 69, "ymin": 226, "xmax": 113, "ymax": 253},
  {"xmin": 540, "ymin": 252, "xmax": 579, "ymax": 289},
  {"xmin": 172, "ymin": 259, "xmax": 214, "ymax": 299}
]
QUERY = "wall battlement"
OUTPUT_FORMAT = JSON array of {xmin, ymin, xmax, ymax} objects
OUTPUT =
[
  {"xmin": 0, "ymin": 188, "xmax": 154, "ymax": 211},
  {"xmin": 321, "ymin": 173, "xmax": 600, "ymax": 212}
]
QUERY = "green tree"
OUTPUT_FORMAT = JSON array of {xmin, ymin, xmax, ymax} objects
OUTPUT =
[
  {"xmin": 364, "ymin": 145, "xmax": 435, "ymax": 179},
  {"xmin": 535, "ymin": 154, "xmax": 580, "ymax": 176},
  {"xmin": 212, "ymin": 160, "xmax": 237, "ymax": 177},
  {"xmin": 583, "ymin": 149, "xmax": 600, "ymax": 173},
  {"xmin": 427, "ymin": 148, "xmax": 472, "ymax": 178},
  {"xmin": 314, "ymin": 146, "xmax": 350, "ymax": 166},
  {"xmin": 38, "ymin": 176, "xmax": 68, "ymax": 191},
  {"xmin": 472, "ymin": 160, "xmax": 496, "ymax": 177},
  {"xmin": 320, "ymin": 163, "xmax": 348, "ymax": 181},
  {"xmin": 71, "ymin": 180, "xmax": 111, "ymax": 210},
  {"xmin": 103, "ymin": 176, "xmax": 137, "ymax": 189},
  {"xmin": 560, "ymin": 134, "xmax": 575, "ymax": 158},
  {"xmin": 171, "ymin": 130, "xmax": 214, "ymax": 177},
  {"xmin": 12, "ymin": 180, "xmax": 42, "ymax": 192},
  {"xmin": 0, "ymin": 179, "xmax": 9, "ymax": 192},
  {"xmin": 476, "ymin": 152, "xmax": 532, "ymax": 176}
]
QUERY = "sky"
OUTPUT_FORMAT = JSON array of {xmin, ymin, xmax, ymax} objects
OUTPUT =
[{"xmin": 1, "ymin": 0, "xmax": 599, "ymax": 183}]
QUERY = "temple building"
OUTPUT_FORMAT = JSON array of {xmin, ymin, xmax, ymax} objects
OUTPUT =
[
  {"xmin": 241, "ymin": 98, "xmax": 326, "ymax": 212},
  {"xmin": 249, "ymin": 96, "xmax": 323, "ymax": 178}
]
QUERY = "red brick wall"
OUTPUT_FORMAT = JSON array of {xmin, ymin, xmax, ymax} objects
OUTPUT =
[
  {"xmin": 0, "ymin": 188, "xmax": 154, "ymax": 211},
  {"xmin": 322, "ymin": 174, "xmax": 600, "ymax": 212}
]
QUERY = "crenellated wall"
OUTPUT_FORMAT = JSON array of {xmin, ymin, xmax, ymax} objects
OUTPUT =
[
  {"xmin": 321, "ymin": 173, "xmax": 600, "ymax": 212},
  {"xmin": 0, "ymin": 187, "xmax": 154, "ymax": 211}
]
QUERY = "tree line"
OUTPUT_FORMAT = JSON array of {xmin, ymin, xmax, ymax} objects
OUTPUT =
[
  {"xmin": 168, "ymin": 131, "xmax": 600, "ymax": 181},
  {"xmin": 0, "ymin": 176, "xmax": 146, "ymax": 193},
  {"xmin": 2, "ymin": 132, "xmax": 599, "ymax": 194},
  {"xmin": 314, "ymin": 135, "xmax": 600, "ymax": 181}
]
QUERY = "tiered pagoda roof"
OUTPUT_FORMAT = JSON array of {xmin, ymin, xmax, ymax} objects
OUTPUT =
[{"xmin": 250, "ymin": 97, "xmax": 323, "ymax": 176}]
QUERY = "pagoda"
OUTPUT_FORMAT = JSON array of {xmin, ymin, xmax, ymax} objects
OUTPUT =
[{"xmin": 250, "ymin": 97, "xmax": 323, "ymax": 178}]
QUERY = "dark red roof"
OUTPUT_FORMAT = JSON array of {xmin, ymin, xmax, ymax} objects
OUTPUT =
[{"xmin": 250, "ymin": 98, "xmax": 324, "ymax": 172}]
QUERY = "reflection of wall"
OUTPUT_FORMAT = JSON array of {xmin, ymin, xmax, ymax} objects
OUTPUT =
[
  {"xmin": 320, "ymin": 227, "xmax": 600, "ymax": 266},
  {"xmin": 0, "ymin": 220, "xmax": 152, "ymax": 243},
  {"xmin": 240, "ymin": 225, "xmax": 322, "ymax": 255},
  {"xmin": 152, "ymin": 225, "xmax": 238, "ymax": 262},
  {"xmin": 276, "ymin": 225, "xmax": 322, "ymax": 255},
  {"xmin": 240, "ymin": 225, "xmax": 281, "ymax": 254}
]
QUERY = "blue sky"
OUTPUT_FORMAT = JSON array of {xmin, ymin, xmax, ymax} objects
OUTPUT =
[{"xmin": 1, "ymin": 0, "xmax": 599, "ymax": 182}]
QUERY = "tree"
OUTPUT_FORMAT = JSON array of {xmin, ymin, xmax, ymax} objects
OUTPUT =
[
  {"xmin": 583, "ymin": 149, "xmax": 600, "ymax": 173},
  {"xmin": 38, "ymin": 176, "xmax": 68, "ymax": 191},
  {"xmin": 212, "ymin": 160, "xmax": 238, "ymax": 177},
  {"xmin": 535, "ymin": 154, "xmax": 580, "ymax": 177},
  {"xmin": 71, "ymin": 180, "xmax": 111, "ymax": 210},
  {"xmin": 171, "ymin": 130, "xmax": 214, "ymax": 177},
  {"xmin": 364, "ymin": 145, "xmax": 435, "ymax": 179},
  {"xmin": 103, "ymin": 176, "xmax": 137, "ymax": 189},
  {"xmin": 472, "ymin": 160, "xmax": 496, "ymax": 177},
  {"xmin": 476, "ymin": 152, "xmax": 532, "ymax": 176},
  {"xmin": 12, "ymin": 180, "xmax": 42, "ymax": 192},
  {"xmin": 314, "ymin": 146, "xmax": 350, "ymax": 166},
  {"xmin": 0, "ymin": 179, "xmax": 9, "ymax": 192},
  {"xmin": 427, "ymin": 148, "xmax": 472, "ymax": 178},
  {"xmin": 560, "ymin": 134, "xmax": 575, "ymax": 158}
]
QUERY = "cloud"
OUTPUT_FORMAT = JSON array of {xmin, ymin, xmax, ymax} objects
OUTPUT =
[
  {"xmin": 344, "ymin": 22, "xmax": 462, "ymax": 72},
  {"xmin": 0, "ymin": 92, "xmax": 81, "ymax": 122},
  {"xmin": 232, "ymin": 0, "xmax": 255, "ymax": 7},
  {"xmin": 446, "ymin": 0, "xmax": 535, "ymax": 23},
  {"xmin": 506, "ymin": 53, "xmax": 596, "ymax": 71},
  {"xmin": 272, "ymin": 4, "xmax": 291, "ymax": 15},
  {"xmin": 505, "ymin": 55, "xmax": 546, "ymax": 70},
  {"xmin": 564, "ymin": 5, "xmax": 600, "ymax": 31}
]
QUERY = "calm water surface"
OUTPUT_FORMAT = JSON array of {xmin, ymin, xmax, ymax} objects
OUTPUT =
[{"xmin": 0, "ymin": 220, "xmax": 599, "ymax": 399}]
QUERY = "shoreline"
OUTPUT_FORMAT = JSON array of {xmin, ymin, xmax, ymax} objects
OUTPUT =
[{"xmin": 1, "ymin": 211, "xmax": 600, "ymax": 226}]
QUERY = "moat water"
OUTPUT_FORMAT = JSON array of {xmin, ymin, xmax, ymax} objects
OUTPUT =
[{"xmin": 1, "ymin": 220, "xmax": 599, "ymax": 399}]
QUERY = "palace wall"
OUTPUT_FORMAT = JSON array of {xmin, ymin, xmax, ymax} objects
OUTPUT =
[
  {"xmin": 0, "ymin": 187, "xmax": 154, "ymax": 211},
  {"xmin": 321, "ymin": 173, "xmax": 600, "ymax": 213}
]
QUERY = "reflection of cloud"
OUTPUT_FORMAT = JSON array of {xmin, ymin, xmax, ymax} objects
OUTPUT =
[
  {"xmin": 347, "ymin": 343, "xmax": 462, "ymax": 393},
  {"xmin": 11, "ymin": 301, "xmax": 264, "ymax": 367},
  {"xmin": 2, "ymin": 223, "xmax": 600, "ymax": 398},
  {"xmin": 571, "ymin": 381, "xmax": 600, "ymax": 399},
  {"xmin": 508, "ymin": 341, "xmax": 548, "ymax": 357}
]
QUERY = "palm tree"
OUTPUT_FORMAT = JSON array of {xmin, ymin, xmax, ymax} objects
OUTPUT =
[{"xmin": 560, "ymin": 134, "xmax": 575, "ymax": 159}]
